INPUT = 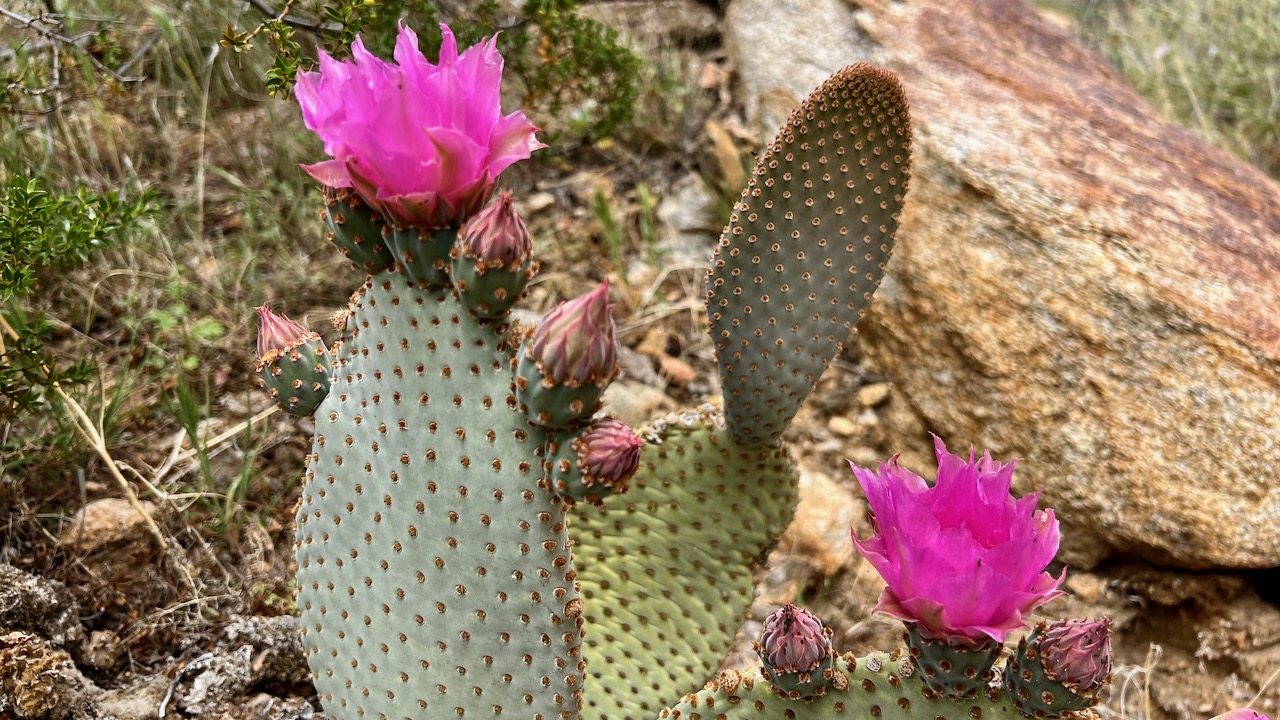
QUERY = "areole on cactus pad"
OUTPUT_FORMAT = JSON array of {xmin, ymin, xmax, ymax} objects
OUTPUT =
[{"xmin": 255, "ymin": 18, "xmax": 1267, "ymax": 720}]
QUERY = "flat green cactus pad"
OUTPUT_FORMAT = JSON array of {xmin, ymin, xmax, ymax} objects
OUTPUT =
[
  {"xmin": 296, "ymin": 274, "xmax": 584, "ymax": 720},
  {"xmin": 572, "ymin": 407, "xmax": 799, "ymax": 719},
  {"xmin": 660, "ymin": 653, "xmax": 1051, "ymax": 720},
  {"xmin": 708, "ymin": 63, "xmax": 912, "ymax": 445}
]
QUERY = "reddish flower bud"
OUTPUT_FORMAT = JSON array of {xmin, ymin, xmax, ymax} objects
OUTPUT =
[
  {"xmin": 528, "ymin": 282, "xmax": 618, "ymax": 387},
  {"xmin": 1040, "ymin": 617, "xmax": 1112, "ymax": 695},
  {"xmin": 759, "ymin": 604, "xmax": 829, "ymax": 673},
  {"xmin": 574, "ymin": 418, "xmax": 644, "ymax": 492},
  {"xmin": 256, "ymin": 306, "xmax": 316, "ymax": 358},
  {"xmin": 458, "ymin": 191, "xmax": 532, "ymax": 270}
]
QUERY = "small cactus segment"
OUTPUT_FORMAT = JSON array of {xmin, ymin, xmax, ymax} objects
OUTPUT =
[
  {"xmin": 254, "ymin": 307, "xmax": 331, "ymax": 416},
  {"xmin": 295, "ymin": 275, "xmax": 584, "ymax": 719},
  {"xmin": 321, "ymin": 187, "xmax": 395, "ymax": 271},
  {"xmin": 902, "ymin": 623, "xmax": 1002, "ymax": 700},
  {"xmin": 1006, "ymin": 618, "xmax": 1113, "ymax": 718},
  {"xmin": 757, "ymin": 604, "xmax": 837, "ymax": 700},
  {"xmin": 547, "ymin": 417, "xmax": 643, "ymax": 506},
  {"xmin": 516, "ymin": 282, "xmax": 619, "ymax": 428},
  {"xmin": 707, "ymin": 64, "xmax": 912, "ymax": 445},
  {"xmin": 571, "ymin": 407, "xmax": 800, "ymax": 720},
  {"xmin": 658, "ymin": 653, "xmax": 1034, "ymax": 720},
  {"xmin": 453, "ymin": 191, "xmax": 536, "ymax": 317},
  {"xmin": 384, "ymin": 226, "xmax": 455, "ymax": 286}
]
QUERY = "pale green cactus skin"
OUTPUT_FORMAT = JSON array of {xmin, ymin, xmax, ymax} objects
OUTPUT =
[
  {"xmin": 288, "ymin": 63, "xmax": 919, "ymax": 720},
  {"xmin": 660, "ymin": 654, "xmax": 1050, "ymax": 720}
]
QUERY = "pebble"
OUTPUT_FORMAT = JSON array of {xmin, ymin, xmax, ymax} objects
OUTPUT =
[
  {"xmin": 827, "ymin": 416, "xmax": 859, "ymax": 438},
  {"xmin": 59, "ymin": 498, "xmax": 158, "ymax": 554},
  {"xmin": 856, "ymin": 382, "xmax": 892, "ymax": 408}
]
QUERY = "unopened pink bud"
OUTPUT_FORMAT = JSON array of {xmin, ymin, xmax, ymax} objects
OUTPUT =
[
  {"xmin": 574, "ymin": 418, "xmax": 643, "ymax": 491},
  {"xmin": 1040, "ymin": 617, "xmax": 1112, "ymax": 694},
  {"xmin": 529, "ymin": 282, "xmax": 618, "ymax": 387},
  {"xmin": 256, "ymin": 307, "xmax": 316, "ymax": 358},
  {"xmin": 759, "ymin": 604, "xmax": 829, "ymax": 673},
  {"xmin": 458, "ymin": 191, "xmax": 532, "ymax": 271}
]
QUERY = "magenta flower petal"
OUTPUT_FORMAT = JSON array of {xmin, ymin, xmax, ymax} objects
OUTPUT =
[
  {"xmin": 295, "ymin": 22, "xmax": 542, "ymax": 229},
  {"xmin": 851, "ymin": 437, "xmax": 1065, "ymax": 645}
]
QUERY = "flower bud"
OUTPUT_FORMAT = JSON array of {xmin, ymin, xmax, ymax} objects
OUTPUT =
[
  {"xmin": 531, "ymin": 282, "xmax": 617, "ymax": 386},
  {"xmin": 759, "ymin": 604, "xmax": 829, "ymax": 673},
  {"xmin": 451, "ymin": 191, "xmax": 534, "ymax": 316},
  {"xmin": 257, "ymin": 306, "xmax": 315, "ymax": 358},
  {"xmin": 754, "ymin": 604, "xmax": 835, "ymax": 700},
  {"xmin": 255, "ymin": 307, "xmax": 331, "ymax": 416},
  {"xmin": 1005, "ymin": 618, "xmax": 1113, "ymax": 717},
  {"xmin": 515, "ymin": 282, "xmax": 619, "ymax": 427},
  {"xmin": 1040, "ymin": 617, "xmax": 1112, "ymax": 694},
  {"xmin": 574, "ymin": 418, "xmax": 644, "ymax": 492},
  {"xmin": 458, "ymin": 191, "xmax": 532, "ymax": 270}
]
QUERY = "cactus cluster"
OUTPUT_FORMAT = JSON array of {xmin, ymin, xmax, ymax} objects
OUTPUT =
[{"xmin": 253, "ymin": 23, "xmax": 1270, "ymax": 720}]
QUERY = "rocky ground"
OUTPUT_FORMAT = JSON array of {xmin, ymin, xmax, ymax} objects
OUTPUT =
[{"xmin": 2, "ymin": 1, "xmax": 1278, "ymax": 719}]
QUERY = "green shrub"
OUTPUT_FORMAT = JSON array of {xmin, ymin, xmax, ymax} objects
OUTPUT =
[{"xmin": 0, "ymin": 175, "xmax": 153, "ymax": 418}]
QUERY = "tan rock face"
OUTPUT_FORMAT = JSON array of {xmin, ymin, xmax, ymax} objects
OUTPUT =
[{"xmin": 727, "ymin": 0, "xmax": 1280, "ymax": 569}]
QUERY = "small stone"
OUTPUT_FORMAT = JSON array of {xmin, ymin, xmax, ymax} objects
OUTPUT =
[
  {"xmin": 827, "ymin": 416, "xmax": 859, "ymax": 438},
  {"xmin": 601, "ymin": 381, "xmax": 676, "ymax": 428},
  {"xmin": 59, "ymin": 498, "xmax": 159, "ymax": 554},
  {"xmin": 1064, "ymin": 573, "xmax": 1105, "ymax": 603},
  {"xmin": 85, "ymin": 630, "xmax": 124, "ymax": 671},
  {"xmin": 520, "ymin": 191, "xmax": 556, "ymax": 213},
  {"xmin": 849, "ymin": 446, "xmax": 884, "ymax": 468},
  {"xmin": 856, "ymin": 383, "xmax": 891, "ymax": 408}
]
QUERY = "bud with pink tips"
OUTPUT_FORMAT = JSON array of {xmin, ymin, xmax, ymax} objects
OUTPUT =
[
  {"xmin": 254, "ymin": 307, "xmax": 331, "ymax": 416},
  {"xmin": 755, "ymin": 604, "xmax": 835, "ymax": 699},
  {"xmin": 452, "ymin": 190, "xmax": 535, "ymax": 317},
  {"xmin": 548, "ymin": 417, "xmax": 643, "ymax": 506},
  {"xmin": 515, "ymin": 281, "xmax": 619, "ymax": 427},
  {"xmin": 1006, "ymin": 617, "xmax": 1113, "ymax": 717}
]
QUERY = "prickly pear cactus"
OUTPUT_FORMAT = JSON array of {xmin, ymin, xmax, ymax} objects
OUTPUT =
[{"xmin": 273, "ymin": 46, "xmax": 912, "ymax": 720}]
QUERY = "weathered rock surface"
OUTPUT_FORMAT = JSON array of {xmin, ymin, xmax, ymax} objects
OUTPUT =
[{"xmin": 726, "ymin": 0, "xmax": 1280, "ymax": 570}]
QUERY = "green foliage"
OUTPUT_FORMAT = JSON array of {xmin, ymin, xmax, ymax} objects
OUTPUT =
[
  {"xmin": 1050, "ymin": 0, "xmax": 1280, "ymax": 177},
  {"xmin": 227, "ymin": 0, "xmax": 641, "ymax": 141},
  {"xmin": 0, "ymin": 175, "xmax": 153, "ymax": 418}
]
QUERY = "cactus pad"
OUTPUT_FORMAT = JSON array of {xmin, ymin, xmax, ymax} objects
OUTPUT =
[
  {"xmin": 660, "ymin": 653, "xmax": 1037, "ymax": 720},
  {"xmin": 707, "ymin": 64, "xmax": 911, "ymax": 445},
  {"xmin": 571, "ymin": 407, "xmax": 800, "ymax": 719},
  {"xmin": 295, "ymin": 274, "xmax": 584, "ymax": 719}
]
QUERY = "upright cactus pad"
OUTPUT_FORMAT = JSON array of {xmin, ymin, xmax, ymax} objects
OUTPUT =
[
  {"xmin": 571, "ymin": 408, "xmax": 799, "ymax": 719},
  {"xmin": 295, "ymin": 276, "xmax": 584, "ymax": 719},
  {"xmin": 707, "ymin": 64, "xmax": 912, "ymax": 445}
]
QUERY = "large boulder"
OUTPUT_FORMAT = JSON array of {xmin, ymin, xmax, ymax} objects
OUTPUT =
[{"xmin": 726, "ymin": 0, "xmax": 1280, "ymax": 569}]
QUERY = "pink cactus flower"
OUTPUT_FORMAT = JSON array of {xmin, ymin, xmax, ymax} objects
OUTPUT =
[
  {"xmin": 850, "ymin": 437, "xmax": 1065, "ymax": 646},
  {"xmin": 458, "ymin": 190, "xmax": 532, "ymax": 270},
  {"xmin": 295, "ymin": 24, "xmax": 544, "ymax": 230},
  {"xmin": 256, "ymin": 306, "xmax": 316, "ymax": 358},
  {"xmin": 1211, "ymin": 711, "xmax": 1272, "ymax": 720},
  {"xmin": 529, "ymin": 282, "xmax": 618, "ymax": 388}
]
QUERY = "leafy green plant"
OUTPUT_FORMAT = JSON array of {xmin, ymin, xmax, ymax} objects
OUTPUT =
[{"xmin": 0, "ymin": 174, "xmax": 153, "ymax": 418}]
